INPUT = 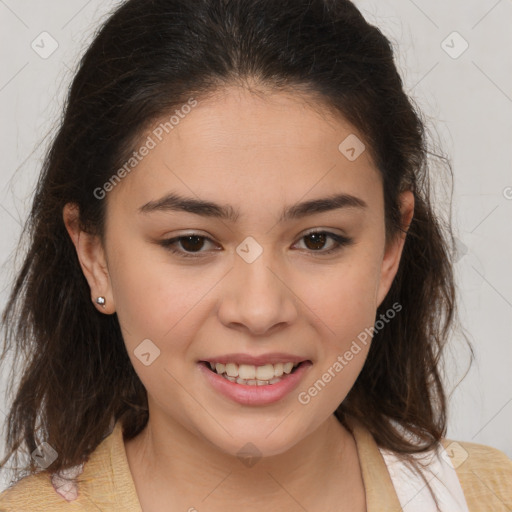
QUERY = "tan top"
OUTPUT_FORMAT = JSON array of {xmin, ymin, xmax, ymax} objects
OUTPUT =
[{"xmin": 1, "ymin": 418, "xmax": 511, "ymax": 511}]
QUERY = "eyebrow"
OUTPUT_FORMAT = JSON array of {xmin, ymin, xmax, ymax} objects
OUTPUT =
[{"xmin": 138, "ymin": 192, "xmax": 367, "ymax": 222}]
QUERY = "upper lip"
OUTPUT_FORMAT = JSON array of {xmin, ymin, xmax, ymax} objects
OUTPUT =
[{"xmin": 200, "ymin": 353, "xmax": 310, "ymax": 366}]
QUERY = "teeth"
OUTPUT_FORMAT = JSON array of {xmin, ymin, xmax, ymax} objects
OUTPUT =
[
  {"xmin": 238, "ymin": 364, "xmax": 256, "ymax": 380},
  {"xmin": 283, "ymin": 362, "xmax": 294, "ymax": 374},
  {"xmin": 225, "ymin": 375, "xmax": 283, "ymax": 386},
  {"xmin": 256, "ymin": 364, "xmax": 275, "ymax": 380},
  {"xmin": 207, "ymin": 361, "xmax": 301, "ymax": 382},
  {"xmin": 225, "ymin": 363, "xmax": 238, "ymax": 377},
  {"xmin": 274, "ymin": 363, "xmax": 284, "ymax": 377}
]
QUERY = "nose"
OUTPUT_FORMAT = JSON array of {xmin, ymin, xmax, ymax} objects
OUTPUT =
[{"xmin": 217, "ymin": 248, "xmax": 298, "ymax": 337}]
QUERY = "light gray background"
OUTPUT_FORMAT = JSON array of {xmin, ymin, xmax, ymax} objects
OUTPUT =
[{"xmin": 1, "ymin": 0, "xmax": 511, "ymax": 492}]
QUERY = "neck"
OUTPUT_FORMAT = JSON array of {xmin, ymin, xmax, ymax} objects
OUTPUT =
[{"xmin": 125, "ymin": 412, "xmax": 364, "ymax": 510}]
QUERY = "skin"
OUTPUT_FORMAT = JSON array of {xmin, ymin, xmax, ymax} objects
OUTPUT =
[{"xmin": 63, "ymin": 85, "xmax": 414, "ymax": 512}]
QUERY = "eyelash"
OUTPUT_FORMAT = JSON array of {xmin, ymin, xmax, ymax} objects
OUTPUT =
[{"xmin": 158, "ymin": 230, "xmax": 354, "ymax": 259}]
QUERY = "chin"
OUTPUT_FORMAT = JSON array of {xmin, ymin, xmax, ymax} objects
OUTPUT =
[{"xmin": 200, "ymin": 419, "xmax": 308, "ymax": 460}]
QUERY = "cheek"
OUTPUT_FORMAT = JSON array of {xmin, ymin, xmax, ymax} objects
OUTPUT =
[
  {"xmin": 107, "ymin": 232, "xmax": 211, "ymax": 336},
  {"xmin": 107, "ymin": 239, "xmax": 209, "ymax": 404},
  {"xmin": 296, "ymin": 269, "xmax": 377, "ymax": 415},
  {"xmin": 297, "ymin": 256, "xmax": 381, "ymax": 340}
]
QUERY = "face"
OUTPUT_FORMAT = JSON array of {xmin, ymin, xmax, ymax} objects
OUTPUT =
[{"xmin": 66, "ymin": 86, "xmax": 413, "ymax": 458}]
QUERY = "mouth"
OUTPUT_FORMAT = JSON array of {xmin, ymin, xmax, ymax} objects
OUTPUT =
[
  {"xmin": 199, "ymin": 360, "xmax": 307, "ymax": 386},
  {"xmin": 198, "ymin": 358, "xmax": 313, "ymax": 406}
]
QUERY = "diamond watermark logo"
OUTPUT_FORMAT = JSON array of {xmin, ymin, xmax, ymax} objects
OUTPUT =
[
  {"xmin": 441, "ymin": 32, "xmax": 469, "ymax": 59},
  {"xmin": 134, "ymin": 338, "xmax": 161, "ymax": 366},
  {"xmin": 441, "ymin": 441, "xmax": 469, "ymax": 469},
  {"xmin": 338, "ymin": 134, "xmax": 366, "ymax": 161},
  {"xmin": 237, "ymin": 442, "xmax": 262, "ymax": 468},
  {"xmin": 31, "ymin": 441, "xmax": 58, "ymax": 469},
  {"xmin": 236, "ymin": 236, "xmax": 263, "ymax": 264},
  {"xmin": 31, "ymin": 31, "xmax": 59, "ymax": 59}
]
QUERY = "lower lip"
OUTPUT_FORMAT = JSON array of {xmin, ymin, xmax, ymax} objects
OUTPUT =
[{"xmin": 198, "ymin": 361, "xmax": 312, "ymax": 406}]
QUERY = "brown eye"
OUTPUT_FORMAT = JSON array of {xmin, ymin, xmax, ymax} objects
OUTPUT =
[
  {"xmin": 159, "ymin": 230, "xmax": 353, "ymax": 260},
  {"xmin": 303, "ymin": 232, "xmax": 328, "ymax": 251},
  {"xmin": 294, "ymin": 231, "xmax": 354, "ymax": 256},
  {"xmin": 159, "ymin": 234, "xmax": 217, "ymax": 258},
  {"xmin": 179, "ymin": 235, "xmax": 206, "ymax": 252}
]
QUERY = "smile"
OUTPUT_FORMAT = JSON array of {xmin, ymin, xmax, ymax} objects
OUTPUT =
[
  {"xmin": 198, "ymin": 359, "xmax": 312, "ymax": 405},
  {"xmin": 206, "ymin": 361, "xmax": 300, "ymax": 385}
]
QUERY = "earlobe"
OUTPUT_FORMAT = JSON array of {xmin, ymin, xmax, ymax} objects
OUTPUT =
[
  {"xmin": 62, "ymin": 203, "xmax": 115, "ymax": 314},
  {"xmin": 375, "ymin": 190, "xmax": 415, "ymax": 309}
]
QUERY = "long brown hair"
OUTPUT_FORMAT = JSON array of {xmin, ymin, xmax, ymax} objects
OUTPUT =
[{"xmin": 1, "ymin": 0, "xmax": 472, "ymax": 500}]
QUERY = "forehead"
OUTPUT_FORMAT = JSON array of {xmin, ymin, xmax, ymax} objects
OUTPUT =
[{"xmin": 108, "ymin": 86, "xmax": 382, "ymax": 217}]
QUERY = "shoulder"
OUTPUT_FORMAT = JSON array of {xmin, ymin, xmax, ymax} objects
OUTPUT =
[
  {"xmin": 0, "ymin": 470, "xmax": 76, "ymax": 511},
  {"xmin": 441, "ymin": 438, "xmax": 512, "ymax": 511},
  {"xmin": 0, "ymin": 430, "xmax": 109, "ymax": 510},
  {"xmin": 0, "ymin": 420, "xmax": 139, "ymax": 511}
]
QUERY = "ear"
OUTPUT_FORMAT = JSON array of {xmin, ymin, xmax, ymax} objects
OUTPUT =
[
  {"xmin": 375, "ymin": 190, "xmax": 415, "ymax": 309},
  {"xmin": 62, "ymin": 202, "xmax": 115, "ymax": 314}
]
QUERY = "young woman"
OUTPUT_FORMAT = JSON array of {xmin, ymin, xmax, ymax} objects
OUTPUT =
[{"xmin": 1, "ymin": 0, "xmax": 511, "ymax": 511}]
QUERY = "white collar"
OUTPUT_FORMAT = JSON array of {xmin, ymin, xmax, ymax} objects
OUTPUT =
[{"xmin": 379, "ymin": 440, "xmax": 470, "ymax": 512}]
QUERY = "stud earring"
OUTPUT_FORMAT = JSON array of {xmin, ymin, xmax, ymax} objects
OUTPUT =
[{"xmin": 95, "ymin": 296, "xmax": 106, "ymax": 307}]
